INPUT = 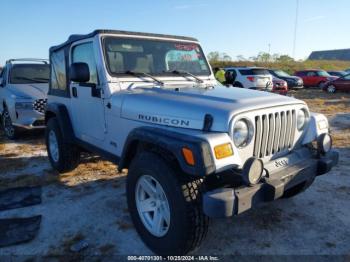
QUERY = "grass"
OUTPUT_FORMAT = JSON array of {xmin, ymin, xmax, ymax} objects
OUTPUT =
[{"xmin": 292, "ymin": 89, "xmax": 350, "ymax": 148}]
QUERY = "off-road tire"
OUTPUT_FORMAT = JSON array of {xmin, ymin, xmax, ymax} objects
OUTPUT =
[
  {"xmin": 282, "ymin": 177, "xmax": 315, "ymax": 198},
  {"xmin": 45, "ymin": 117, "xmax": 80, "ymax": 173},
  {"xmin": 126, "ymin": 152, "xmax": 209, "ymax": 255},
  {"xmin": 2, "ymin": 108, "xmax": 20, "ymax": 140}
]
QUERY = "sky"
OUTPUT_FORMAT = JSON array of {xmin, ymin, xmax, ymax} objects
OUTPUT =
[{"xmin": 0, "ymin": 0, "xmax": 349, "ymax": 65}]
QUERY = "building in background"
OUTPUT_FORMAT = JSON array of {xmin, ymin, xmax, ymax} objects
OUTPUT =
[{"xmin": 309, "ymin": 48, "xmax": 350, "ymax": 61}]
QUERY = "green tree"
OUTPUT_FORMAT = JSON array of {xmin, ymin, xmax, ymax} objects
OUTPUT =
[
  {"xmin": 207, "ymin": 51, "xmax": 220, "ymax": 62},
  {"xmin": 276, "ymin": 55, "xmax": 295, "ymax": 63}
]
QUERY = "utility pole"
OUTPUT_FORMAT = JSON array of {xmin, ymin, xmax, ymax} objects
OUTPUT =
[{"xmin": 292, "ymin": 0, "xmax": 299, "ymax": 59}]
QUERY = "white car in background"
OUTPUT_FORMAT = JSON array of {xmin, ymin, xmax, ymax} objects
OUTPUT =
[
  {"xmin": 224, "ymin": 67, "xmax": 273, "ymax": 90},
  {"xmin": 0, "ymin": 59, "xmax": 49, "ymax": 139}
]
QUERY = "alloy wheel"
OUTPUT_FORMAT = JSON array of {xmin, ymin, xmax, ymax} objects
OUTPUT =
[
  {"xmin": 48, "ymin": 130, "xmax": 59, "ymax": 162},
  {"xmin": 135, "ymin": 175, "xmax": 171, "ymax": 237},
  {"xmin": 327, "ymin": 85, "xmax": 336, "ymax": 93}
]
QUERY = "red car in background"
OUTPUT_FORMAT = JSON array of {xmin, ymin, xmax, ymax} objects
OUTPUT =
[
  {"xmin": 323, "ymin": 73, "xmax": 350, "ymax": 93},
  {"xmin": 272, "ymin": 77, "xmax": 288, "ymax": 95},
  {"xmin": 294, "ymin": 69, "xmax": 338, "ymax": 88}
]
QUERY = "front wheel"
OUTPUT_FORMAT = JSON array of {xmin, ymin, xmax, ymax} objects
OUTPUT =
[
  {"xmin": 2, "ymin": 108, "xmax": 19, "ymax": 140},
  {"xmin": 326, "ymin": 85, "xmax": 336, "ymax": 93},
  {"xmin": 45, "ymin": 117, "xmax": 80, "ymax": 173},
  {"xmin": 127, "ymin": 152, "xmax": 209, "ymax": 255}
]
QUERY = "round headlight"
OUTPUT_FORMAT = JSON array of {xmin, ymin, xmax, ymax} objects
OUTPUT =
[
  {"xmin": 297, "ymin": 109, "xmax": 307, "ymax": 130},
  {"xmin": 233, "ymin": 119, "xmax": 253, "ymax": 148}
]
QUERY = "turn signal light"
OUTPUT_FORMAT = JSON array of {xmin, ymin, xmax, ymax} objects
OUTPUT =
[
  {"xmin": 214, "ymin": 143, "xmax": 233, "ymax": 159},
  {"xmin": 182, "ymin": 147, "xmax": 195, "ymax": 166}
]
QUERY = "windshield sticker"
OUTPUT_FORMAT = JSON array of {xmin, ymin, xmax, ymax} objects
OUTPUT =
[{"xmin": 174, "ymin": 44, "xmax": 198, "ymax": 51}]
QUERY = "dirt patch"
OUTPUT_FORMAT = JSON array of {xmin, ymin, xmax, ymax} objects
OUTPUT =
[
  {"xmin": 292, "ymin": 89, "xmax": 350, "ymax": 148},
  {"xmin": 99, "ymin": 244, "xmax": 116, "ymax": 254}
]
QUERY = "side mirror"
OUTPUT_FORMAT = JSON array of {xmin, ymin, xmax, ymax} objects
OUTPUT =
[{"xmin": 69, "ymin": 62, "xmax": 90, "ymax": 83}]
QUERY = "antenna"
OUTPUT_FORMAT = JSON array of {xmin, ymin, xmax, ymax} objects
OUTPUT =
[{"xmin": 292, "ymin": 0, "xmax": 299, "ymax": 59}]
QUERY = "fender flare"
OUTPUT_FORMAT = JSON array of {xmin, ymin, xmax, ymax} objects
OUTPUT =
[
  {"xmin": 45, "ymin": 103, "xmax": 75, "ymax": 143},
  {"xmin": 118, "ymin": 127, "xmax": 216, "ymax": 176}
]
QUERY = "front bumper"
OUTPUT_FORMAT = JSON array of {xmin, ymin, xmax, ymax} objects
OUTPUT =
[
  {"xmin": 203, "ymin": 150, "xmax": 339, "ymax": 218},
  {"xmin": 12, "ymin": 109, "xmax": 45, "ymax": 129}
]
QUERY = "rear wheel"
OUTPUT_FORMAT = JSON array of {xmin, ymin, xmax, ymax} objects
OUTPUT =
[
  {"xmin": 127, "ymin": 152, "xmax": 209, "ymax": 255},
  {"xmin": 2, "ymin": 108, "xmax": 19, "ymax": 140},
  {"xmin": 45, "ymin": 117, "xmax": 80, "ymax": 173},
  {"xmin": 326, "ymin": 85, "xmax": 336, "ymax": 93}
]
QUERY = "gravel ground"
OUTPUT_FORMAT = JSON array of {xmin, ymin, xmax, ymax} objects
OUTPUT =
[{"xmin": 0, "ymin": 89, "xmax": 349, "ymax": 258}]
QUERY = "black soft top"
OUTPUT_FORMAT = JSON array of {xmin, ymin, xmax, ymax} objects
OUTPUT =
[{"xmin": 49, "ymin": 29, "xmax": 198, "ymax": 53}]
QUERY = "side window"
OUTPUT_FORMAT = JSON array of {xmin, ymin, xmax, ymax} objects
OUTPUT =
[
  {"xmin": 307, "ymin": 71, "xmax": 315, "ymax": 77},
  {"xmin": 51, "ymin": 49, "xmax": 67, "ymax": 91},
  {"xmin": 72, "ymin": 42, "xmax": 98, "ymax": 84}
]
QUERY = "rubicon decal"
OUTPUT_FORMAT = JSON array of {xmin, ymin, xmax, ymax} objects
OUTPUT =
[{"xmin": 138, "ymin": 114, "xmax": 190, "ymax": 127}]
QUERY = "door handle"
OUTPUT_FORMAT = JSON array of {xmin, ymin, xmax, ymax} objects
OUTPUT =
[
  {"xmin": 106, "ymin": 102, "xmax": 111, "ymax": 109},
  {"xmin": 72, "ymin": 86, "xmax": 78, "ymax": 97}
]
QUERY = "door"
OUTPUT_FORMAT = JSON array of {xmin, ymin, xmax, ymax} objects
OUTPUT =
[
  {"xmin": 70, "ymin": 41, "xmax": 106, "ymax": 144},
  {"xmin": 335, "ymin": 75, "xmax": 350, "ymax": 91},
  {"xmin": 305, "ymin": 71, "xmax": 317, "ymax": 86}
]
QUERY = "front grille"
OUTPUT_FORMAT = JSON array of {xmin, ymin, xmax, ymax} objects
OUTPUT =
[
  {"xmin": 33, "ymin": 99, "xmax": 47, "ymax": 114},
  {"xmin": 253, "ymin": 110, "xmax": 296, "ymax": 158}
]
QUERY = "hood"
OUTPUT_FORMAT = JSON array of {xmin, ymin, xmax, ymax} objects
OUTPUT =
[
  {"xmin": 117, "ymin": 85, "xmax": 305, "ymax": 132},
  {"xmin": 328, "ymin": 76, "xmax": 339, "ymax": 81},
  {"xmin": 280, "ymin": 76, "xmax": 301, "ymax": 82},
  {"xmin": 9, "ymin": 83, "xmax": 48, "ymax": 99}
]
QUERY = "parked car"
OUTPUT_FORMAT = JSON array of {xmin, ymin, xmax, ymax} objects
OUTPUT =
[
  {"xmin": 45, "ymin": 29, "xmax": 338, "ymax": 255},
  {"xmin": 272, "ymin": 77, "xmax": 288, "ymax": 95},
  {"xmin": 323, "ymin": 73, "xmax": 350, "ymax": 93},
  {"xmin": 294, "ymin": 69, "xmax": 338, "ymax": 88},
  {"xmin": 327, "ymin": 70, "xmax": 347, "ymax": 78},
  {"xmin": 224, "ymin": 67, "xmax": 273, "ymax": 90},
  {"xmin": 268, "ymin": 69, "xmax": 303, "ymax": 89},
  {"xmin": 0, "ymin": 59, "xmax": 49, "ymax": 139}
]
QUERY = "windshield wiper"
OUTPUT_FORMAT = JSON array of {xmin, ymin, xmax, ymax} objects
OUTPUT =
[
  {"xmin": 167, "ymin": 70, "xmax": 204, "ymax": 83},
  {"xmin": 124, "ymin": 70, "xmax": 164, "ymax": 86}
]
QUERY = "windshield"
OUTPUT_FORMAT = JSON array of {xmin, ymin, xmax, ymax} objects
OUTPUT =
[
  {"xmin": 239, "ymin": 69, "xmax": 269, "ymax": 75},
  {"xmin": 10, "ymin": 64, "xmax": 50, "ymax": 84},
  {"xmin": 274, "ymin": 70, "xmax": 290, "ymax": 77},
  {"xmin": 317, "ymin": 71, "xmax": 330, "ymax": 77},
  {"xmin": 103, "ymin": 37, "xmax": 211, "ymax": 76}
]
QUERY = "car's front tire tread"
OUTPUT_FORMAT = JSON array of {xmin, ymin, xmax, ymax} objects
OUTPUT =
[
  {"xmin": 46, "ymin": 117, "xmax": 80, "ymax": 173},
  {"xmin": 127, "ymin": 152, "xmax": 209, "ymax": 255}
]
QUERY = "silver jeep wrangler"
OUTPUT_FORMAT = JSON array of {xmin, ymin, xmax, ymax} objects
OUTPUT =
[
  {"xmin": 0, "ymin": 59, "xmax": 49, "ymax": 139},
  {"xmin": 45, "ymin": 30, "xmax": 338, "ymax": 255}
]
